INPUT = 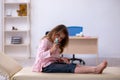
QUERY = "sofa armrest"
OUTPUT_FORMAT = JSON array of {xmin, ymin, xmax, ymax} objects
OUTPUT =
[{"xmin": 0, "ymin": 52, "xmax": 22, "ymax": 79}]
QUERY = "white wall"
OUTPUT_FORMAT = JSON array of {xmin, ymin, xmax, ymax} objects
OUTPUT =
[
  {"xmin": 0, "ymin": 0, "xmax": 2, "ymax": 52},
  {"xmin": 0, "ymin": 0, "xmax": 120, "ymax": 58}
]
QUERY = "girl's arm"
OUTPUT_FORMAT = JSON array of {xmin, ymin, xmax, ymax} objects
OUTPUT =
[
  {"xmin": 37, "ymin": 39, "xmax": 51, "ymax": 59},
  {"xmin": 60, "ymin": 57, "xmax": 70, "ymax": 64}
]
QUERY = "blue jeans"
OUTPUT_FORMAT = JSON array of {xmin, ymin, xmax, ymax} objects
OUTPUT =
[{"xmin": 42, "ymin": 62, "xmax": 76, "ymax": 73}]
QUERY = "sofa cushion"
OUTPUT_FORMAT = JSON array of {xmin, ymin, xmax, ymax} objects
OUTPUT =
[
  {"xmin": 12, "ymin": 67, "xmax": 120, "ymax": 80},
  {"xmin": 0, "ymin": 67, "xmax": 9, "ymax": 80},
  {"xmin": 0, "ymin": 52, "xmax": 22, "ymax": 78}
]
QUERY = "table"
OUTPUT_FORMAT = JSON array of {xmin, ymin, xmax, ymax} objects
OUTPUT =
[{"xmin": 63, "ymin": 36, "xmax": 98, "ymax": 64}]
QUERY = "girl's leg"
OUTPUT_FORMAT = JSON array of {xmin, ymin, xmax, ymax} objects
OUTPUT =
[{"xmin": 74, "ymin": 60, "xmax": 107, "ymax": 74}]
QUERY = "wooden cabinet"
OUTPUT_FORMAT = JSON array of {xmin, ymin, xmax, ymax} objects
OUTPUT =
[
  {"xmin": 64, "ymin": 37, "xmax": 98, "ymax": 54},
  {"xmin": 63, "ymin": 36, "xmax": 98, "ymax": 64},
  {"xmin": 2, "ymin": 0, "xmax": 31, "ymax": 58}
]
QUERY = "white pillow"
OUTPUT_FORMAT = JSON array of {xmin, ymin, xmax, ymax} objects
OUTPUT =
[
  {"xmin": 0, "ymin": 52, "xmax": 22, "ymax": 78},
  {"xmin": 0, "ymin": 68, "xmax": 9, "ymax": 80}
]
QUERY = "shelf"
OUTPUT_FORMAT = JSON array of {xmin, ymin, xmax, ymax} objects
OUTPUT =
[
  {"xmin": 2, "ymin": 0, "xmax": 31, "ymax": 58},
  {"xmin": 4, "ymin": 2, "xmax": 29, "ymax": 5},
  {"xmin": 5, "ymin": 43, "xmax": 30, "ymax": 47},
  {"xmin": 5, "ymin": 30, "xmax": 30, "ymax": 33},
  {"xmin": 4, "ymin": 16, "xmax": 28, "ymax": 18}
]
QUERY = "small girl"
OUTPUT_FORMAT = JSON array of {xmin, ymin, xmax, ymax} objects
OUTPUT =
[{"xmin": 32, "ymin": 24, "xmax": 107, "ymax": 74}]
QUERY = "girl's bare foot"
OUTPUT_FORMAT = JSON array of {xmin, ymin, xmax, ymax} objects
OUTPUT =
[{"xmin": 95, "ymin": 60, "xmax": 108, "ymax": 74}]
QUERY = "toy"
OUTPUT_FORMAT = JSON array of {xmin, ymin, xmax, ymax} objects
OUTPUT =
[
  {"xmin": 54, "ymin": 38, "xmax": 58, "ymax": 44},
  {"xmin": 12, "ymin": 26, "xmax": 18, "ymax": 30},
  {"xmin": 17, "ymin": 4, "xmax": 27, "ymax": 16},
  {"xmin": 76, "ymin": 32, "xmax": 84, "ymax": 37}
]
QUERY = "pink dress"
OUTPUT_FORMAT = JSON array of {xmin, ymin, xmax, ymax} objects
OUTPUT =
[{"xmin": 32, "ymin": 38, "xmax": 60, "ymax": 72}]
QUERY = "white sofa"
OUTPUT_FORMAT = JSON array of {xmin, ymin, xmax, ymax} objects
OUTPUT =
[{"xmin": 0, "ymin": 52, "xmax": 120, "ymax": 80}]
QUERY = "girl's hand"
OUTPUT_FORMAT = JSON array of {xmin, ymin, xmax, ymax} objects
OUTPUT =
[
  {"xmin": 60, "ymin": 57, "xmax": 70, "ymax": 64},
  {"xmin": 50, "ymin": 43, "xmax": 60, "ymax": 54}
]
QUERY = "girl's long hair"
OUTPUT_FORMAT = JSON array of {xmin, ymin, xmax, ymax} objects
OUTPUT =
[{"xmin": 44, "ymin": 24, "xmax": 69, "ymax": 53}]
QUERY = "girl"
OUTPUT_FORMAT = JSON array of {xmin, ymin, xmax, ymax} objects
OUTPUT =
[{"xmin": 32, "ymin": 24, "xmax": 107, "ymax": 74}]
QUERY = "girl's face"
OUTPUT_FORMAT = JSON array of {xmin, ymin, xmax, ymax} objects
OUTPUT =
[{"xmin": 54, "ymin": 32, "xmax": 65, "ymax": 43}]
